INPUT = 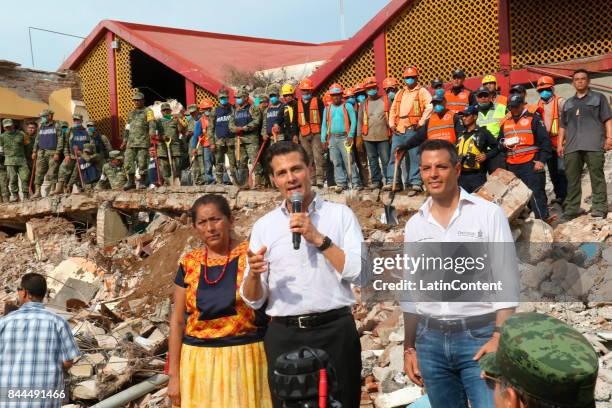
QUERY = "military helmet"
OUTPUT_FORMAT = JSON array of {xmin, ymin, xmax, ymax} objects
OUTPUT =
[
  {"xmin": 132, "ymin": 90, "xmax": 145, "ymax": 100},
  {"xmin": 479, "ymin": 313, "xmax": 598, "ymax": 407},
  {"xmin": 236, "ymin": 87, "xmax": 249, "ymax": 98},
  {"xmin": 61, "ymin": 121, "xmax": 69, "ymax": 128},
  {"xmin": 109, "ymin": 150, "xmax": 122, "ymax": 160},
  {"xmin": 218, "ymin": 88, "xmax": 229, "ymax": 98},
  {"xmin": 85, "ymin": 120, "xmax": 96, "ymax": 127},
  {"xmin": 83, "ymin": 143, "xmax": 95, "ymax": 152},
  {"xmin": 160, "ymin": 102, "xmax": 171, "ymax": 111},
  {"xmin": 186, "ymin": 104, "xmax": 198, "ymax": 114},
  {"xmin": 72, "ymin": 113, "xmax": 83, "ymax": 121},
  {"xmin": 2, "ymin": 118, "xmax": 14, "ymax": 127},
  {"xmin": 267, "ymin": 84, "xmax": 280, "ymax": 96}
]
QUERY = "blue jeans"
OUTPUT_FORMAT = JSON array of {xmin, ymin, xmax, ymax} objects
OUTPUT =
[
  {"xmin": 364, "ymin": 140, "xmax": 390, "ymax": 184},
  {"xmin": 328, "ymin": 134, "xmax": 362, "ymax": 187},
  {"xmin": 202, "ymin": 147, "xmax": 215, "ymax": 184},
  {"xmin": 388, "ymin": 129, "xmax": 422, "ymax": 187},
  {"xmin": 416, "ymin": 320, "xmax": 494, "ymax": 408}
]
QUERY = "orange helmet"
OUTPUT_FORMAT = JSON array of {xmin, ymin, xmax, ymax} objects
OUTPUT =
[
  {"xmin": 403, "ymin": 66, "xmax": 419, "ymax": 78},
  {"xmin": 198, "ymin": 99, "xmax": 214, "ymax": 109},
  {"xmin": 363, "ymin": 76, "xmax": 377, "ymax": 88},
  {"xmin": 343, "ymin": 87, "xmax": 355, "ymax": 98},
  {"xmin": 328, "ymin": 83, "xmax": 344, "ymax": 95},
  {"xmin": 382, "ymin": 77, "xmax": 399, "ymax": 89},
  {"xmin": 354, "ymin": 82, "xmax": 365, "ymax": 93},
  {"xmin": 537, "ymin": 76, "xmax": 555, "ymax": 90},
  {"xmin": 298, "ymin": 79, "xmax": 315, "ymax": 90}
]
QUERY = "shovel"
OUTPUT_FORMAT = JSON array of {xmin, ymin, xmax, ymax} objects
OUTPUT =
[
  {"xmin": 248, "ymin": 138, "xmax": 268, "ymax": 188},
  {"xmin": 164, "ymin": 138, "xmax": 181, "ymax": 187},
  {"xmin": 384, "ymin": 150, "xmax": 404, "ymax": 225}
]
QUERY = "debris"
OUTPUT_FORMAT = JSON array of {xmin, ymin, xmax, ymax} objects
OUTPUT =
[
  {"xmin": 476, "ymin": 169, "xmax": 531, "ymax": 222},
  {"xmin": 95, "ymin": 334, "xmax": 119, "ymax": 350},
  {"xmin": 96, "ymin": 203, "xmax": 129, "ymax": 248},
  {"xmin": 102, "ymin": 356, "xmax": 129, "ymax": 376},
  {"xmin": 73, "ymin": 379, "xmax": 98, "ymax": 400},
  {"xmin": 373, "ymin": 386, "xmax": 422, "ymax": 408}
]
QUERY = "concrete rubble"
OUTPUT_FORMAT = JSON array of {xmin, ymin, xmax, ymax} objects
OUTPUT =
[{"xmin": 0, "ymin": 160, "xmax": 609, "ymax": 406}]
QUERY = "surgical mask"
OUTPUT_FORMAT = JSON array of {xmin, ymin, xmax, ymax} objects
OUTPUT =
[
  {"xmin": 387, "ymin": 91, "xmax": 396, "ymax": 101},
  {"xmin": 539, "ymin": 89, "xmax": 553, "ymax": 100},
  {"xmin": 434, "ymin": 104, "xmax": 445, "ymax": 113},
  {"xmin": 270, "ymin": 96, "xmax": 279, "ymax": 105},
  {"xmin": 163, "ymin": 114, "xmax": 172, "ymax": 120},
  {"xmin": 357, "ymin": 94, "xmax": 366, "ymax": 103},
  {"xmin": 254, "ymin": 97, "xmax": 260, "ymax": 107},
  {"xmin": 302, "ymin": 94, "xmax": 312, "ymax": 102},
  {"xmin": 346, "ymin": 97, "xmax": 356, "ymax": 105},
  {"xmin": 219, "ymin": 97, "xmax": 229, "ymax": 105},
  {"xmin": 87, "ymin": 126, "xmax": 95, "ymax": 134},
  {"xmin": 367, "ymin": 89, "xmax": 377, "ymax": 96},
  {"xmin": 478, "ymin": 102, "xmax": 491, "ymax": 110},
  {"xmin": 73, "ymin": 123, "xmax": 82, "ymax": 128},
  {"xmin": 204, "ymin": 111, "xmax": 211, "ymax": 116},
  {"xmin": 235, "ymin": 98, "xmax": 243, "ymax": 106},
  {"xmin": 405, "ymin": 77, "xmax": 416, "ymax": 86},
  {"xmin": 435, "ymin": 88, "xmax": 445, "ymax": 98},
  {"xmin": 185, "ymin": 114, "xmax": 191, "ymax": 121},
  {"xmin": 40, "ymin": 117, "xmax": 47, "ymax": 125}
]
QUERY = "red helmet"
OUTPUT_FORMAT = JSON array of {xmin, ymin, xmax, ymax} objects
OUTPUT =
[
  {"xmin": 363, "ymin": 76, "xmax": 377, "ymax": 88},
  {"xmin": 403, "ymin": 66, "xmax": 419, "ymax": 78},
  {"xmin": 328, "ymin": 83, "xmax": 344, "ymax": 95},
  {"xmin": 298, "ymin": 79, "xmax": 315, "ymax": 90},
  {"xmin": 382, "ymin": 77, "xmax": 399, "ymax": 89},
  {"xmin": 198, "ymin": 99, "xmax": 214, "ymax": 109},
  {"xmin": 537, "ymin": 76, "xmax": 555, "ymax": 90}
]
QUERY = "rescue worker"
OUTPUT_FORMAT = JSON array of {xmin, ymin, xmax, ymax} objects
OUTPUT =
[
  {"xmin": 184, "ymin": 104, "xmax": 203, "ymax": 185},
  {"xmin": 295, "ymin": 79, "xmax": 325, "ymax": 187},
  {"xmin": 509, "ymin": 84, "xmax": 543, "ymax": 116},
  {"xmin": 456, "ymin": 105, "xmax": 500, "ymax": 192},
  {"xmin": 444, "ymin": 69, "xmax": 476, "ymax": 113},
  {"xmin": 96, "ymin": 150, "xmax": 127, "ymax": 190},
  {"xmin": 77, "ymin": 143, "xmax": 101, "ymax": 192},
  {"xmin": 536, "ymin": 75, "xmax": 567, "ymax": 204},
  {"xmin": 261, "ymin": 85, "xmax": 285, "ymax": 143},
  {"xmin": 0, "ymin": 119, "xmax": 30, "ymax": 201},
  {"xmin": 358, "ymin": 76, "xmax": 391, "ymax": 189},
  {"xmin": 320, "ymin": 83, "xmax": 363, "ymax": 193},
  {"xmin": 388, "ymin": 65, "xmax": 432, "ymax": 194},
  {"xmin": 280, "ymin": 83, "xmax": 299, "ymax": 144},
  {"xmin": 382, "ymin": 77, "xmax": 399, "ymax": 103},
  {"xmin": 208, "ymin": 89, "xmax": 236, "ymax": 184},
  {"xmin": 476, "ymin": 86, "xmax": 507, "ymax": 173},
  {"xmin": 24, "ymin": 122, "xmax": 36, "ymax": 171},
  {"xmin": 499, "ymin": 94, "xmax": 551, "ymax": 220},
  {"xmin": 431, "ymin": 78, "xmax": 445, "ymax": 98},
  {"xmin": 121, "ymin": 90, "xmax": 156, "ymax": 190},
  {"xmin": 0, "ymin": 130, "xmax": 8, "ymax": 202},
  {"xmin": 354, "ymin": 82, "xmax": 367, "ymax": 106},
  {"xmin": 193, "ymin": 100, "xmax": 215, "ymax": 184},
  {"xmin": 344, "ymin": 87, "xmax": 357, "ymax": 106},
  {"xmin": 229, "ymin": 87, "xmax": 262, "ymax": 186},
  {"xmin": 482, "ymin": 74, "xmax": 507, "ymax": 108},
  {"xmin": 32, "ymin": 109, "xmax": 64, "ymax": 198},
  {"xmin": 59, "ymin": 114, "xmax": 91, "ymax": 193},
  {"xmin": 86, "ymin": 120, "xmax": 112, "ymax": 162},
  {"xmin": 157, "ymin": 102, "xmax": 185, "ymax": 185}
]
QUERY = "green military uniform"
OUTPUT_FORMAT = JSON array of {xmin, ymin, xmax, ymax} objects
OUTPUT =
[
  {"xmin": 58, "ymin": 114, "xmax": 92, "ymax": 192},
  {"xmin": 123, "ymin": 91, "xmax": 156, "ymax": 189},
  {"xmin": 229, "ymin": 88, "xmax": 262, "ymax": 186},
  {"xmin": 208, "ymin": 89, "xmax": 236, "ymax": 184},
  {"xmin": 23, "ymin": 128, "xmax": 35, "ymax": 171},
  {"xmin": 185, "ymin": 104, "xmax": 205, "ymax": 185},
  {"xmin": 87, "ymin": 120, "xmax": 112, "ymax": 162},
  {"xmin": 480, "ymin": 312, "xmax": 598, "ymax": 407},
  {"xmin": 96, "ymin": 151, "xmax": 127, "ymax": 190},
  {"xmin": 0, "ymin": 129, "xmax": 9, "ymax": 202},
  {"xmin": 32, "ymin": 110, "xmax": 64, "ymax": 197},
  {"xmin": 156, "ymin": 102, "xmax": 184, "ymax": 184},
  {"xmin": 0, "ymin": 119, "xmax": 31, "ymax": 201},
  {"xmin": 77, "ymin": 144, "xmax": 102, "ymax": 192}
]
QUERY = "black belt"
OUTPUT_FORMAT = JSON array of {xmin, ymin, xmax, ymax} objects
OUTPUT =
[
  {"xmin": 422, "ymin": 312, "xmax": 496, "ymax": 333},
  {"xmin": 272, "ymin": 306, "xmax": 351, "ymax": 329}
]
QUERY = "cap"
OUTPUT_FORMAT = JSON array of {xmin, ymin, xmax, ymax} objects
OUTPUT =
[
  {"xmin": 403, "ymin": 66, "xmax": 419, "ymax": 78},
  {"xmin": 160, "ymin": 102, "xmax": 171, "ymax": 111},
  {"xmin": 363, "ymin": 76, "xmax": 377, "ymax": 88},
  {"xmin": 475, "ymin": 86, "xmax": 490, "ymax": 96},
  {"xmin": 458, "ymin": 105, "xmax": 479, "ymax": 116},
  {"xmin": 72, "ymin": 113, "xmax": 83, "ymax": 120},
  {"xmin": 218, "ymin": 89, "xmax": 229, "ymax": 98},
  {"xmin": 508, "ymin": 94, "xmax": 525, "ymax": 107},
  {"xmin": 85, "ymin": 120, "xmax": 96, "ymax": 127},
  {"xmin": 452, "ymin": 69, "xmax": 466, "ymax": 78},
  {"xmin": 40, "ymin": 109, "xmax": 51, "ymax": 117},
  {"xmin": 186, "ymin": 104, "xmax": 198, "ymax": 113},
  {"xmin": 83, "ymin": 143, "xmax": 95, "ymax": 152},
  {"xmin": 482, "ymin": 74, "xmax": 497, "ymax": 85},
  {"xmin": 61, "ymin": 121, "xmax": 69, "ymax": 127},
  {"xmin": 2, "ymin": 118, "xmax": 14, "ymax": 127},
  {"xmin": 510, "ymin": 84, "xmax": 526, "ymax": 94},
  {"xmin": 431, "ymin": 78, "xmax": 444, "ymax": 88},
  {"xmin": 132, "ymin": 91, "xmax": 145, "ymax": 100},
  {"xmin": 236, "ymin": 87, "xmax": 249, "ymax": 98},
  {"xmin": 537, "ymin": 75, "xmax": 555, "ymax": 90},
  {"xmin": 479, "ymin": 313, "xmax": 598, "ymax": 407},
  {"xmin": 431, "ymin": 95, "xmax": 446, "ymax": 104},
  {"xmin": 267, "ymin": 84, "xmax": 280, "ymax": 96},
  {"xmin": 47, "ymin": 109, "xmax": 55, "ymax": 115}
]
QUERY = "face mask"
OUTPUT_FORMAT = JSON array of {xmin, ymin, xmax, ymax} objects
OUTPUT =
[
  {"xmin": 40, "ymin": 117, "xmax": 47, "ymax": 125},
  {"xmin": 235, "ymin": 98, "xmax": 243, "ymax": 106},
  {"xmin": 435, "ymin": 88, "xmax": 445, "ymax": 98},
  {"xmin": 405, "ymin": 77, "xmax": 416, "ymax": 86},
  {"xmin": 434, "ymin": 104, "xmax": 445, "ymax": 113},
  {"xmin": 357, "ymin": 94, "xmax": 366, "ymax": 103},
  {"xmin": 254, "ymin": 97, "xmax": 260, "ymax": 107},
  {"xmin": 219, "ymin": 97, "xmax": 229, "ymax": 105},
  {"xmin": 204, "ymin": 111, "xmax": 211, "ymax": 116},
  {"xmin": 387, "ymin": 91, "xmax": 396, "ymax": 101},
  {"xmin": 87, "ymin": 127, "xmax": 95, "ymax": 134},
  {"xmin": 539, "ymin": 90, "xmax": 553, "ymax": 100},
  {"xmin": 346, "ymin": 97, "xmax": 356, "ymax": 105},
  {"xmin": 367, "ymin": 89, "xmax": 377, "ymax": 96},
  {"xmin": 270, "ymin": 96, "xmax": 279, "ymax": 105},
  {"xmin": 185, "ymin": 114, "xmax": 191, "ymax": 121},
  {"xmin": 302, "ymin": 94, "xmax": 312, "ymax": 102},
  {"xmin": 163, "ymin": 114, "xmax": 172, "ymax": 120},
  {"xmin": 73, "ymin": 123, "xmax": 82, "ymax": 129},
  {"xmin": 478, "ymin": 102, "xmax": 491, "ymax": 110}
]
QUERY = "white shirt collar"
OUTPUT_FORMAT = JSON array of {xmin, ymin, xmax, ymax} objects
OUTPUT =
[
  {"xmin": 280, "ymin": 192, "xmax": 322, "ymax": 216},
  {"xmin": 418, "ymin": 188, "xmax": 477, "ymax": 219}
]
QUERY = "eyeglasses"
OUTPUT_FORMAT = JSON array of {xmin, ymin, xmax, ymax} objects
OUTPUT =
[{"xmin": 482, "ymin": 372, "xmax": 501, "ymax": 390}]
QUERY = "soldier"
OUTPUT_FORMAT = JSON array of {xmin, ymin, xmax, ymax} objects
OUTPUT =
[
  {"xmin": 24, "ymin": 122, "xmax": 36, "ymax": 170},
  {"xmin": 261, "ymin": 85, "xmax": 285, "ymax": 144},
  {"xmin": 57, "ymin": 114, "xmax": 91, "ymax": 194},
  {"xmin": 207, "ymin": 89, "xmax": 236, "ymax": 184},
  {"xmin": 31, "ymin": 110, "xmax": 64, "ymax": 198},
  {"xmin": 96, "ymin": 151, "xmax": 127, "ymax": 190},
  {"xmin": 0, "ymin": 119, "xmax": 31, "ymax": 201},
  {"xmin": 479, "ymin": 313, "xmax": 598, "ymax": 408},
  {"xmin": 0, "ymin": 121, "xmax": 9, "ymax": 203},
  {"xmin": 229, "ymin": 87, "xmax": 262, "ymax": 186},
  {"xmin": 77, "ymin": 143, "xmax": 102, "ymax": 192},
  {"xmin": 86, "ymin": 120, "xmax": 112, "ymax": 162},
  {"xmin": 121, "ymin": 91, "xmax": 156, "ymax": 190},
  {"xmin": 156, "ymin": 102, "xmax": 185, "ymax": 185}
]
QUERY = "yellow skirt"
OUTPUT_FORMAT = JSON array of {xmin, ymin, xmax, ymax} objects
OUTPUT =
[{"xmin": 178, "ymin": 341, "xmax": 273, "ymax": 408}]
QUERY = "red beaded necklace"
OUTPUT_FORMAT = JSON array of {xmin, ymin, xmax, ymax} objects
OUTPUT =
[{"xmin": 203, "ymin": 243, "xmax": 232, "ymax": 285}]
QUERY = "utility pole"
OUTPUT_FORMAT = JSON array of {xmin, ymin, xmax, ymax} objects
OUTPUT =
[{"xmin": 339, "ymin": 0, "xmax": 346, "ymax": 40}]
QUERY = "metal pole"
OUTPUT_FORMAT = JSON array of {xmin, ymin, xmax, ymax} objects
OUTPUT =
[
  {"xmin": 27, "ymin": 27, "xmax": 85, "ymax": 69},
  {"xmin": 28, "ymin": 27, "xmax": 35, "ymax": 68},
  {"xmin": 90, "ymin": 374, "xmax": 169, "ymax": 408},
  {"xmin": 339, "ymin": 0, "xmax": 346, "ymax": 40}
]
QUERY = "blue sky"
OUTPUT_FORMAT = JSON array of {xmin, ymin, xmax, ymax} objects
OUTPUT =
[{"xmin": 0, "ymin": 0, "xmax": 389, "ymax": 72}]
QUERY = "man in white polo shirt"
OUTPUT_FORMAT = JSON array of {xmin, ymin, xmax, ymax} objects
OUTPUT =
[{"xmin": 402, "ymin": 139, "xmax": 518, "ymax": 408}]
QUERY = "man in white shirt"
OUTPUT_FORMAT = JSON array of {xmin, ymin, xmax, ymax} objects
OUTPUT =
[
  {"xmin": 241, "ymin": 141, "xmax": 364, "ymax": 408},
  {"xmin": 402, "ymin": 139, "xmax": 517, "ymax": 408}
]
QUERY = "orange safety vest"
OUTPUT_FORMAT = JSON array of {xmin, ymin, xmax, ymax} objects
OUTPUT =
[
  {"xmin": 325, "ymin": 103, "xmax": 351, "ymax": 137},
  {"xmin": 392, "ymin": 88, "xmax": 427, "ymax": 127},
  {"xmin": 501, "ymin": 114, "xmax": 538, "ymax": 165},
  {"xmin": 445, "ymin": 88, "xmax": 471, "ymax": 113},
  {"xmin": 527, "ymin": 104, "xmax": 544, "ymax": 116},
  {"xmin": 426, "ymin": 111, "xmax": 457, "ymax": 143},
  {"xmin": 198, "ymin": 116, "xmax": 210, "ymax": 147},
  {"xmin": 494, "ymin": 94, "xmax": 508, "ymax": 107},
  {"xmin": 537, "ymin": 96, "xmax": 559, "ymax": 148},
  {"xmin": 297, "ymin": 98, "xmax": 321, "ymax": 136},
  {"xmin": 362, "ymin": 96, "xmax": 390, "ymax": 136}
]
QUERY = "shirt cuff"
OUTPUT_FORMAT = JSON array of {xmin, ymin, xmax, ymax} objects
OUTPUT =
[
  {"xmin": 239, "ymin": 274, "xmax": 268, "ymax": 310},
  {"xmin": 336, "ymin": 249, "xmax": 363, "ymax": 285}
]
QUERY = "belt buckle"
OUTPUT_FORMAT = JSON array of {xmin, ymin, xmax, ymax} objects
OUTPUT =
[{"xmin": 298, "ymin": 316, "xmax": 308, "ymax": 329}]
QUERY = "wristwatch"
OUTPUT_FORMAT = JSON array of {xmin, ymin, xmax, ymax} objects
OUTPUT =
[
  {"xmin": 493, "ymin": 326, "xmax": 502, "ymax": 335},
  {"xmin": 317, "ymin": 236, "xmax": 332, "ymax": 252}
]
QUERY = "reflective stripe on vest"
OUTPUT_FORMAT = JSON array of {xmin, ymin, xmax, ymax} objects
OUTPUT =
[
  {"xmin": 325, "ymin": 104, "xmax": 350, "ymax": 137},
  {"xmin": 477, "ymin": 103, "xmax": 506, "ymax": 137},
  {"xmin": 427, "ymin": 111, "xmax": 457, "ymax": 143},
  {"xmin": 457, "ymin": 132, "xmax": 483, "ymax": 170},
  {"xmin": 394, "ymin": 88, "xmax": 426, "ymax": 126},
  {"xmin": 362, "ymin": 97, "xmax": 391, "ymax": 136},
  {"xmin": 502, "ymin": 115, "xmax": 537, "ymax": 164},
  {"xmin": 445, "ymin": 89, "xmax": 470, "ymax": 113},
  {"xmin": 297, "ymin": 98, "xmax": 321, "ymax": 136},
  {"xmin": 537, "ymin": 95, "xmax": 559, "ymax": 148}
]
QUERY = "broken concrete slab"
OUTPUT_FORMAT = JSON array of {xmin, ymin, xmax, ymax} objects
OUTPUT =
[
  {"xmin": 97, "ymin": 203, "xmax": 129, "ymax": 248},
  {"xmin": 47, "ymin": 257, "xmax": 102, "ymax": 296},
  {"xmin": 517, "ymin": 219, "xmax": 553, "ymax": 264},
  {"xmin": 72, "ymin": 379, "xmax": 98, "ymax": 400},
  {"xmin": 102, "ymin": 355, "xmax": 129, "ymax": 376},
  {"xmin": 95, "ymin": 334, "xmax": 119, "ymax": 350},
  {"xmin": 69, "ymin": 362, "xmax": 94, "ymax": 379},
  {"xmin": 26, "ymin": 216, "xmax": 75, "ymax": 242},
  {"xmin": 476, "ymin": 168, "xmax": 531, "ymax": 222},
  {"xmin": 373, "ymin": 386, "xmax": 422, "ymax": 408},
  {"xmin": 49, "ymin": 277, "xmax": 100, "ymax": 311}
]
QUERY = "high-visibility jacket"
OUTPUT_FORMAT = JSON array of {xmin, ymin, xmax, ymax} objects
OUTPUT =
[
  {"xmin": 198, "ymin": 116, "xmax": 210, "ymax": 147},
  {"xmin": 445, "ymin": 88, "xmax": 471, "ymax": 113},
  {"xmin": 390, "ymin": 87, "xmax": 429, "ymax": 128},
  {"xmin": 493, "ymin": 94, "xmax": 507, "ymax": 109},
  {"xmin": 501, "ymin": 114, "xmax": 538, "ymax": 165},
  {"xmin": 362, "ymin": 96, "xmax": 390, "ymax": 136},
  {"xmin": 457, "ymin": 132, "xmax": 484, "ymax": 170},
  {"xmin": 527, "ymin": 104, "xmax": 544, "ymax": 116},
  {"xmin": 477, "ymin": 103, "xmax": 506, "ymax": 137},
  {"xmin": 325, "ymin": 104, "xmax": 350, "ymax": 138},
  {"xmin": 297, "ymin": 98, "xmax": 321, "ymax": 136},
  {"xmin": 537, "ymin": 96, "xmax": 560, "ymax": 148},
  {"xmin": 427, "ymin": 111, "xmax": 457, "ymax": 143}
]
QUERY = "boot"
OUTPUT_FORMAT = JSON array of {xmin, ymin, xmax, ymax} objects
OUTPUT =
[
  {"xmin": 123, "ymin": 174, "xmax": 136, "ymax": 191},
  {"xmin": 32, "ymin": 185, "xmax": 42, "ymax": 199},
  {"xmin": 47, "ymin": 183, "xmax": 56, "ymax": 196},
  {"xmin": 51, "ymin": 182, "xmax": 63, "ymax": 196}
]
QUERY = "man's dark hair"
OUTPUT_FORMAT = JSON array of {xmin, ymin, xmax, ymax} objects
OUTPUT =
[
  {"xmin": 572, "ymin": 69, "xmax": 590, "ymax": 79},
  {"xmin": 190, "ymin": 194, "xmax": 232, "ymax": 226},
  {"xmin": 264, "ymin": 141, "xmax": 311, "ymax": 176},
  {"xmin": 21, "ymin": 273, "xmax": 47, "ymax": 300},
  {"xmin": 418, "ymin": 139, "xmax": 459, "ymax": 166},
  {"xmin": 499, "ymin": 377, "xmax": 594, "ymax": 408},
  {"xmin": 26, "ymin": 122, "xmax": 37, "ymax": 128}
]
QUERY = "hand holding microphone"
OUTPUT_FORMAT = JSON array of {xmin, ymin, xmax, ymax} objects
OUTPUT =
[{"xmin": 289, "ymin": 192, "xmax": 324, "ymax": 250}]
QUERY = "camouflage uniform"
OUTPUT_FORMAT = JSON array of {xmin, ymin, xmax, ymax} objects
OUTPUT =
[
  {"xmin": 77, "ymin": 143, "xmax": 102, "ymax": 192},
  {"xmin": 0, "ymin": 134, "xmax": 9, "ymax": 202},
  {"xmin": 32, "ymin": 110, "xmax": 64, "ymax": 197},
  {"xmin": 156, "ymin": 102, "xmax": 185, "ymax": 184},
  {"xmin": 59, "ymin": 115, "xmax": 92, "ymax": 192},
  {"xmin": 87, "ymin": 120, "xmax": 112, "ymax": 162},
  {"xmin": 185, "ymin": 104, "xmax": 205, "ymax": 185},
  {"xmin": 96, "ymin": 151, "xmax": 127, "ymax": 190},
  {"xmin": 123, "ymin": 91, "xmax": 156, "ymax": 189},
  {"xmin": 208, "ymin": 89, "xmax": 236, "ymax": 184},
  {"xmin": 229, "ymin": 88, "xmax": 262, "ymax": 186},
  {"xmin": 0, "ymin": 119, "xmax": 31, "ymax": 201},
  {"xmin": 480, "ymin": 312, "xmax": 598, "ymax": 407}
]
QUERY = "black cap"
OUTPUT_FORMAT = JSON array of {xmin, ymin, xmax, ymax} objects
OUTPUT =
[
  {"xmin": 510, "ymin": 84, "xmax": 526, "ymax": 94},
  {"xmin": 452, "ymin": 69, "xmax": 466, "ymax": 78},
  {"xmin": 431, "ymin": 78, "xmax": 443, "ymax": 88},
  {"xmin": 458, "ymin": 105, "xmax": 479, "ymax": 116},
  {"xmin": 508, "ymin": 94, "xmax": 525, "ymax": 107},
  {"xmin": 475, "ymin": 86, "xmax": 490, "ymax": 96},
  {"xmin": 431, "ymin": 95, "xmax": 446, "ymax": 104}
]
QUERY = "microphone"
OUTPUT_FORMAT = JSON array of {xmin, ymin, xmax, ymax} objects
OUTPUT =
[{"xmin": 290, "ymin": 192, "xmax": 304, "ymax": 250}]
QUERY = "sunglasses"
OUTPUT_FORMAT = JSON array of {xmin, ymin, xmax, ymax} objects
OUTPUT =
[{"xmin": 482, "ymin": 373, "xmax": 501, "ymax": 390}]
